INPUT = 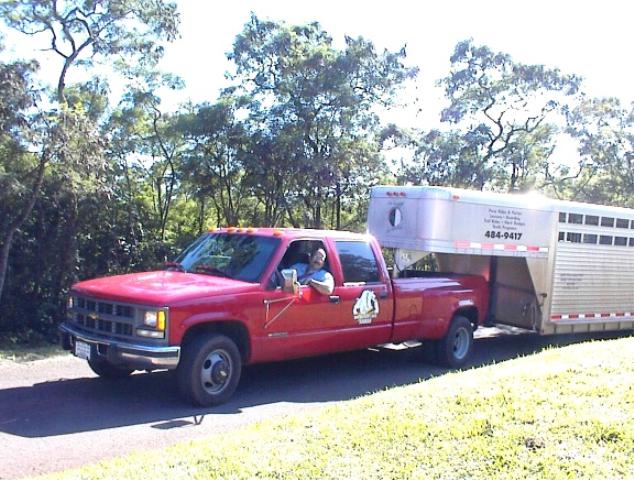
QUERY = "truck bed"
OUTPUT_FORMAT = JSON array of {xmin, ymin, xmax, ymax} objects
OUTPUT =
[{"xmin": 390, "ymin": 273, "xmax": 489, "ymax": 342}]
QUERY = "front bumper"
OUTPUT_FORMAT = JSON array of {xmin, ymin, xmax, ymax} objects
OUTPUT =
[{"xmin": 59, "ymin": 322, "xmax": 180, "ymax": 370}]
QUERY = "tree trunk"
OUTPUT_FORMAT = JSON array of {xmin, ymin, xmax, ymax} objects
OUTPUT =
[
  {"xmin": 510, "ymin": 160, "xmax": 518, "ymax": 192},
  {"xmin": 283, "ymin": 195, "xmax": 300, "ymax": 228},
  {"xmin": 335, "ymin": 182, "xmax": 342, "ymax": 230},
  {"xmin": 52, "ymin": 193, "xmax": 78, "ymax": 302},
  {"xmin": 197, "ymin": 195, "xmax": 206, "ymax": 234},
  {"xmin": 315, "ymin": 186, "xmax": 322, "ymax": 229},
  {"xmin": 0, "ymin": 154, "xmax": 47, "ymax": 302},
  {"xmin": 0, "ymin": 230, "xmax": 17, "ymax": 305}
]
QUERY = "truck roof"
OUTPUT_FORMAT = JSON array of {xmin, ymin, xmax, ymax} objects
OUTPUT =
[{"xmin": 209, "ymin": 227, "xmax": 372, "ymax": 241}]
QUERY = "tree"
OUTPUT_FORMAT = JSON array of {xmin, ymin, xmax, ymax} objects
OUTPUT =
[
  {"xmin": 561, "ymin": 96, "xmax": 634, "ymax": 205},
  {"xmin": 228, "ymin": 15, "xmax": 417, "ymax": 228},
  {"xmin": 0, "ymin": 0, "xmax": 180, "ymax": 302},
  {"xmin": 0, "ymin": 49, "xmax": 42, "ymax": 301},
  {"xmin": 179, "ymin": 97, "xmax": 250, "ymax": 228},
  {"xmin": 438, "ymin": 39, "xmax": 581, "ymax": 191},
  {"xmin": 242, "ymin": 126, "xmax": 300, "ymax": 227},
  {"xmin": 398, "ymin": 129, "xmax": 485, "ymax": 188},
  {"xmin": 0, "ymin": 0, "xmax": 179, "ymax": 103}
]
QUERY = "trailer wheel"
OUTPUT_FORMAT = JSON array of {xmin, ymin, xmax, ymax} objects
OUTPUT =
[
  {"xmin": 88, "ymin": 358, "xmax": 134, "ymax": 379},
  {"xmin": 177, "ymin": 334, "xmax": 242, "ymax": 407},
  {"xmin": 435, "ymin": 315, "xmax": 474, "ymax": 368}
]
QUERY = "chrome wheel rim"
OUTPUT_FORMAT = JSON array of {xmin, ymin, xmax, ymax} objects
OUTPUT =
[
  {"xmin": 452, "ymin": 327, "xmax": 470, "ymax": 360},
  {"xmin": 201, "ymin": 349, "xmax": 232, "ymax": 394}
]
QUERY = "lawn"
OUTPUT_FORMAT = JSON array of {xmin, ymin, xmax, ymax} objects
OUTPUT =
[
  {"xmin": 43, "ymin": 336, "xmax": 634, "ymax": 479},
  {"xmin": 0, "ymin": 340, "xmax": 61, "ymax": 364}
]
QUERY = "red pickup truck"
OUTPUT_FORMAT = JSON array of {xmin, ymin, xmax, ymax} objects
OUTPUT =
[{"xmin": 60, "ymin": 228, "xmax": 489, "ymax": 406}]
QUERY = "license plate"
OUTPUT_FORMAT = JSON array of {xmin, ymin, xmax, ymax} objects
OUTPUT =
[{"xmin": 74, "ymin": 340, "xmax": 91, "ymax": 360}]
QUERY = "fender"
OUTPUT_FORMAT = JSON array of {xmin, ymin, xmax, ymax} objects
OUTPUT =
[
  {"xmin": 176, "ymin": 309, "xmax": 251, "ymax": 340},
  {"xmin": 178, "ymin": 312, "xmax": 253, "ymax": 362},
  {"xmin": 179, "ymin": 311, "xmax": 251, "ymax": 337},
  {"xmin": 171, "ymin": 289, "xmax": 265, "ymax": 345},
  {"xmin": 404, "ymin": 283, "xmax": 482, "ymax": 340}
]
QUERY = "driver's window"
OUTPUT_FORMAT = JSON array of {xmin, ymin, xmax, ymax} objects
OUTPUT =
[
  {"xmin": 267, "ymin": 240, "xmax": 330, "ymax": 289},
  {"xmin": 279, "ymin": 240, "xmax": 329, "ymax": 272}
]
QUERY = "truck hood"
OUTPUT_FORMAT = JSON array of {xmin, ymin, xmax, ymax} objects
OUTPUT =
[{"xmin": 71, "ymin": 271, "xmax": 260, "ymax": 306}]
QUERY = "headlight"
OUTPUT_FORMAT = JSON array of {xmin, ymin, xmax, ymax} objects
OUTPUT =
[
  {"xmin": 144, "ymin": 311, "xmax": 158, "ymax": 328},
  {"xmin": 143, "ymin": 310, "xmax": 166, "ymax": 331},
  {"xmin": 138, "ymin": 309, "xmax": 167, "ymax": 339},
  {"xmin": 67, "ymin": 296, "xmax": 74, "ymax": 309}
]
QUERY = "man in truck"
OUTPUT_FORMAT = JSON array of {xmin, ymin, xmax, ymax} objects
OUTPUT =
[{"xmin": 291, "ymin": 247, "xmax": 334, "ymax": 295}]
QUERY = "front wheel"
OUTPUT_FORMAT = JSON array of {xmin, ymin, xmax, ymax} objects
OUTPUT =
[
  {"xmin": 177, "ymin": 334, "xmax": 242, "ymax": 407},
  {"xmin": 88, "ymin": 358, "xmax": 134, "ymax": 379},
  {"xmin": 434, "ymin": 315, "xmax": 474, "ymax": 368}
]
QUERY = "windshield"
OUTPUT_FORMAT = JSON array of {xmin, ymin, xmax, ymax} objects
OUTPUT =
[{"xmin": 174, "ymin": 233, "xmax": 280, "ymax": 282}]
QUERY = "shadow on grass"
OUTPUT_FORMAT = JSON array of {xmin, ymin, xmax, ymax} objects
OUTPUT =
[{"xmin": 0, "ymin": 329, "xmax": 630, "ymax": 438}]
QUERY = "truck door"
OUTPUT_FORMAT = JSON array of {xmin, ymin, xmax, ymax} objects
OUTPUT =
[
  {"xmin": 331, "ymin": 240, "xmax": 394, "ymax": 347},
  {"xmin": 259, "ymin": 239, "xmax": 346, "ymax": 360}
]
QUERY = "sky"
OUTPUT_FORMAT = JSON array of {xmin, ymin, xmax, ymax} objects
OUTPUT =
[
  {"xmin": 2, "ymin": 0, "xmax": 632, "ymax": 132},
  {"xmin": 157, "ymin": 0, "xmax": 633, "ymax": 122}
]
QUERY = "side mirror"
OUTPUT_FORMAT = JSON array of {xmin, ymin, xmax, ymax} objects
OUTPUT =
[{"xmin": 280, "ymin": 268, "xmax": 299, "ymax": 295}]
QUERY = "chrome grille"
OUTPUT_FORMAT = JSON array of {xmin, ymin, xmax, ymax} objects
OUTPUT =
[{"xmin": 69, "ymin": 295, "xmax": 137, "ymax": 339}]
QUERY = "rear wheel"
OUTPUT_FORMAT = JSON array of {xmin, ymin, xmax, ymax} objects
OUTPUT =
[
  {"xmin": 177, "ymin": 334, "xmax": 242, "ymax": 407},
  {"xmin": 88, "ymin": 358, "xmax": 134, "ymax": 379},
  {"xmin": 434, "ymin": 315, "xmax": 474, "ymax": 368}
]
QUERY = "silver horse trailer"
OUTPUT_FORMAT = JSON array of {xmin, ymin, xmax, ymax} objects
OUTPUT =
[{"xmin": 368, "ymin": 186, "xmax": 634, "ymax": 335}]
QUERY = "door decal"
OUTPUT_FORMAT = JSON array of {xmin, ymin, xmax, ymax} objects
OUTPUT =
[{"xmin": 353, "ymin": 290, "xmax": 380, "ymax": 325}]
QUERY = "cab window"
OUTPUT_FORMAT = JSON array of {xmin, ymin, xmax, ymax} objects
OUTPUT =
[
  {"xmin": 267, "ymin": 239, "xmax": 330, "ymax": 289},
  {"xmin": 279, "ymin": 240, "xmax": 330, "ymax": 271},
  {"xmin": 336, "ymin": 241, "xmax": 381, "ymax": 284}
]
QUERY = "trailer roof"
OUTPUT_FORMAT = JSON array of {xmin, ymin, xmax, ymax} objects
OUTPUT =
[{"xmin": 371, "ymin": 186, "xmax": 634, "ymax": 218}]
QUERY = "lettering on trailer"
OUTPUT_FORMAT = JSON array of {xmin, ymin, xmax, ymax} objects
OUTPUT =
[
  {"xmin": 483, "ymin": 207, "xmax": 527, "ymax": 241},
  {"xmin": 558, "ymin": 272, "xmax": 584, "ymax": 290}
]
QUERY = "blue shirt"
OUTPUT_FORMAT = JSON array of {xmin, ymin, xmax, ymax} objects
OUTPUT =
[{"xmin": 291, "ymin": 263, "xmax": 331, "ymax": 285}]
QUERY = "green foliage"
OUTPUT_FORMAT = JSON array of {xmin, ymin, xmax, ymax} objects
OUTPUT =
[
  {"xmin": 0, "ymin": 337, "xmax": 60, "ymax": 363},
  {"xmin": 0, "ymin": 0, "xmax": 180, "ymax": 100},
  {"xmin": 179, "ymin": 96, "xmax": 250, "ymax": 227},
  {"xmin": 0, "ymin": 0, "xmax": 182, "ymax": 337},
  {"xmin": 0, "ymin": 51, "xmax": 40, "ymax": 202},
  {"xmin": 399, "ymin": 129, "xmax": 483, "ymax": 188},
  {"xmin": 560, "ymin": 97, "xmax": 634, "ymax": 205}
]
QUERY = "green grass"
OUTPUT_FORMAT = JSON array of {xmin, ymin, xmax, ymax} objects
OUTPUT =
[
  {"xmin": 43, "ymin": 337, "xmax": 634, "ymax": 480},
  {"xmin": 0, "ymin": 340, "xmax": 61, "ymax": 363}
]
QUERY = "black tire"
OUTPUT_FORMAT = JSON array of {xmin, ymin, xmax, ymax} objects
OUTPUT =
[
  {"xmin": 88, "ymin": 358, "xmax": 134, "ymax": 379},
  {"xmin": 177, "ymin": 334, "xmax": 242, "ymax": 407},
  {"xmin": 434, "ymin": 315, "xmax": 474, "ymax": 368},
  {"xmin": 419, "ymin": 340, "xmax": 439, "ymax": 364}
]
